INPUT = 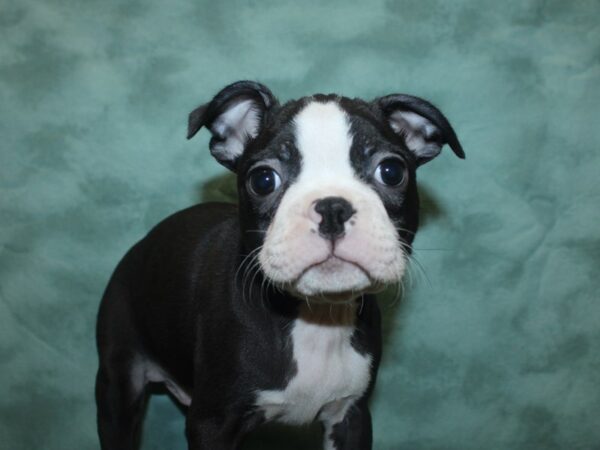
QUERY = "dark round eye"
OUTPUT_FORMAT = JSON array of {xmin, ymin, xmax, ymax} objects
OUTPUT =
[
  {"xmin": 374, "ymin": 158, "xmax": 405, "ymax": 186},
  {"xmin": 248, "ymin": 167, "xmax": 282, "ymax": 196}
]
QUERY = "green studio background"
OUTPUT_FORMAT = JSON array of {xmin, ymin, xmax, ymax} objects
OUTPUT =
[{"xmin": 1, "ymin": 0, "xmax": 599, "ymax": 449}]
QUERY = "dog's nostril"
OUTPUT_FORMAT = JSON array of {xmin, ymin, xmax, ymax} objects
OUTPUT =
[{"xmin": 313, "ymin": 196, "xmax": 355, "ymax": 240}]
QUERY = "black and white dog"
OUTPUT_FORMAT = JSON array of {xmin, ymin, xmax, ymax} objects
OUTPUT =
[{"xmin": 95, "ymin": 81, "xmax": 464, "ymax": 450}]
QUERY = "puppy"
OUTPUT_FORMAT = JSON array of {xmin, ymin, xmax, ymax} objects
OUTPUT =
[{"xmin": 95, "ymin": 80, "xmax": 464, "ymax": 450}]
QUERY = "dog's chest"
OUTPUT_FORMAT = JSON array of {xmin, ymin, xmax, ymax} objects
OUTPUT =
[{"xmin": 255, "ymin": 310, "xmax": 372, "ymax": 425}]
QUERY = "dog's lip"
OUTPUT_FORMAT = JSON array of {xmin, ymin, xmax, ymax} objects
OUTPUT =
[
  {"xmin": 296, "ymin": 254, "xmax": 372, "ymax": 282},
  {"xmin": 289, "ymin": 255, "xmax": 380, "ymax": 298}
]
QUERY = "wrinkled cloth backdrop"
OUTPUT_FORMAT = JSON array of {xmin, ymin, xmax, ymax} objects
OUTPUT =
[{"xmin": 1, "ymin": 0, "xmax": 599, "ymax": 449}]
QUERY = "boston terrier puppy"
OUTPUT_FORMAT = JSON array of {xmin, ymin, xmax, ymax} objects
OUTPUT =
[{"xmin": 95, "ymin": 81, "xmax": 464, "ymax": 450}]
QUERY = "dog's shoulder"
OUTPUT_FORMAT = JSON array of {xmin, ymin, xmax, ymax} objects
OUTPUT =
[
  {"xmin": 140, "ymin": 202, "xmax": 238, "ymax": 245},
  {"xmin": 151, "ymin": 202, "xmax": 238, "ymax": 231},
  {"xmin": 116, "ymin": 202, "xmax": 240, "ymax": 280}
]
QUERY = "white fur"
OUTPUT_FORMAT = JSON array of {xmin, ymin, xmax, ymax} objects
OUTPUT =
[
  {"xmin": 259, "ymin": 101, "xmax": 406, "ymax": 297},
  {"xmin": 389, "ymin": 110, "xmax": 441, "ymax": 160},
  {"xmin": 255, "ymin": 304, "xmax": 371, "ymax": 427},
  {"xmin": 211, "ymin": 99, "xmax": 260, "ymax": 161}
]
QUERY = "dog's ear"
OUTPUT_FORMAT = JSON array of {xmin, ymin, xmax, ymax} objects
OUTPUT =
[
  {"xmin": 187, "ymin": 81, "xmax": 278, "ymax": 171},
  {"xmin": 374, "ymin": 94, "xmax": 465, "ymax": 166}
]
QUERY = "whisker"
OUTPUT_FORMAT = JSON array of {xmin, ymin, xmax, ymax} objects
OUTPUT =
[
  {"xmin": 388, "ymin": 279, "xmax": 404, "ymax": 309},
  {"xmin": 389, "ymin": 220, "xmax": 417, "ymax": 237},
  {"xmin": 240, "ymin": 247, "xmax": 263, "ymax": 305},
  {"xmin": 407, "ymin": 252, "xmax": 431, "ymax": 287},
  {"xmin": 235, "ymin": 245, "xmax": 263, "ymax": 285},
  {"xmin": 304, "ymin": 295, "xmax": 312, "ymax": 312},
  {"xmin": 248, "ymin": 258, "xmax": 264, "ymax": 304}
]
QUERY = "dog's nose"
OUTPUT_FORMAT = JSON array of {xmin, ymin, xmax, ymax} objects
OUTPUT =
[{"xmin": 312, "ymin": 196, "xmax": 355, "ymax": 240}]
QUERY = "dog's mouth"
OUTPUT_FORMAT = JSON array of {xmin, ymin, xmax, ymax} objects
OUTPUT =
[{"xmin": 288, "ymin": 256, "xmax": 383, "ymax": 302}]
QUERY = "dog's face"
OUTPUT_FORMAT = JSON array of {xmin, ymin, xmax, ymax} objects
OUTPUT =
[{"xmin": 188, "ymin": 81, "xmax": 464, "ymax": 301}]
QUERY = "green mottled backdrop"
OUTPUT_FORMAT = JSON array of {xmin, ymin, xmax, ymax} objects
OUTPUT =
[{"xmin": 1, "ymin": 0, "xmax": 599, "ymax": 449}]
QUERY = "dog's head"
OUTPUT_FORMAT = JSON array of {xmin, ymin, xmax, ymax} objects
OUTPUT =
[{"xmin": 188, "ymin": 81, "xmax": 464, "ymax": 302}]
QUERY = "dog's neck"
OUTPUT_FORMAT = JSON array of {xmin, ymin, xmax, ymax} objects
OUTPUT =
[{"xmin": 296, "ymin": 300, "xmax": 359, "ymax": 327}]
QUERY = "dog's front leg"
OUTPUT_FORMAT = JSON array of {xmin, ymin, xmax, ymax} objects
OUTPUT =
[
  {"xmin": 322, "ymin": 399, "xmax": 373, "ymax": 450},
  {"xmin": 185, "ymin": 415, "xmax": 241, "ymax": 450},
  {"xmin": 185, "ymin": 403, "xmax": 259, "ymax": 450}
]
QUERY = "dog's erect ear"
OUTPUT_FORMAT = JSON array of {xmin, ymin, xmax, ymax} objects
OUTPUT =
[
  {"xmin": 187, "ymin": 81, "xmax": 278, "ymax": 171},
  {"xmin": 374, "ymin": 94, "xmax": 465, "ymax": 166}
]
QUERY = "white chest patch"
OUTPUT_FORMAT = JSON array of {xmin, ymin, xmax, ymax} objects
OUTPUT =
[{"xmin": 255, "ymin": 305, "xmax": 372, "ymax": 426}]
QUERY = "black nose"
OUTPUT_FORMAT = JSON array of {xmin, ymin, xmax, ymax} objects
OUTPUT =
[{"xmin": 313, "ymin": 196, "xmax": 355, "ymax": 240}]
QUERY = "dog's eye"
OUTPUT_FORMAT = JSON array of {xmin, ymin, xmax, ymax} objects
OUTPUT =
[
  {"xmin": 248, "ymin": 167, "xmax": 282, "ymax": 196},
  {"xmin": 374, "ymin": 158, "xmax": 405, "ymax": 186}
]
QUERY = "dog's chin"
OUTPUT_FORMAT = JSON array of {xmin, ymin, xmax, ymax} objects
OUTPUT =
[{"xmin": 289, "ymin": 257, "xmax": 380, "ymax": 303}]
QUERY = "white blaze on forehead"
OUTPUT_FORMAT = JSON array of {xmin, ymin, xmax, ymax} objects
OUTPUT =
[{"xmin": 294, "ymin": 101, "xmax": 355, "ymax": 181}]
